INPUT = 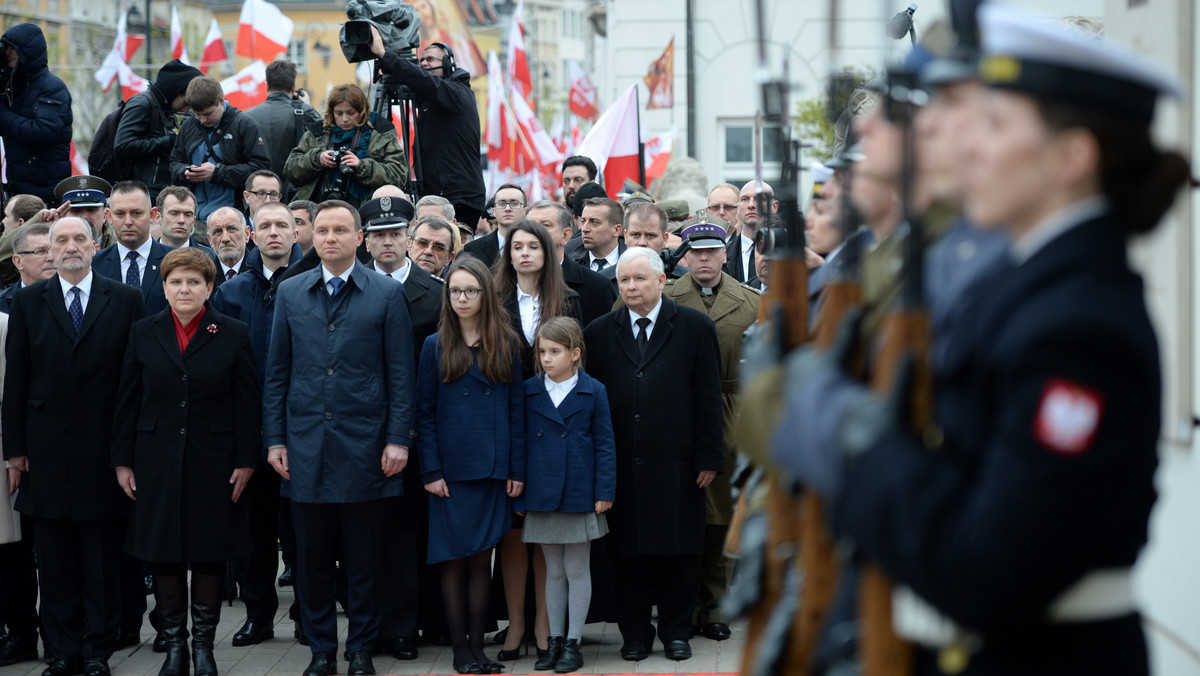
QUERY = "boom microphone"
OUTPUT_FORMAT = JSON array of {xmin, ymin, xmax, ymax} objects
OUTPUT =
[{"xmin": 888, "ymin": 3, "xmax": 918, "ymax": 41}]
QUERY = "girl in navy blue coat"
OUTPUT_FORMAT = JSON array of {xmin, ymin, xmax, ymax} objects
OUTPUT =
[
  {"xmin": 519, "ymin": 317, "xmax": 616, "ymax": 673},
  {"xmin": 417, "ymin": 257, "xmax": 525, "ymax": 675}
]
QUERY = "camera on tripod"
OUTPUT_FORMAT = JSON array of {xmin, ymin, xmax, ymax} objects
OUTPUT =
[{"xmin": 339, "ymin": 0, "xmax": 422, "ymax": 63}]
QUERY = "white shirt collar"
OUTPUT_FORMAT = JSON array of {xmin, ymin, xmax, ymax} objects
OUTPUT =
[
  {"xmin": 543, "ymin": 371, "xmax": 580, "ymax": 407},
  {"xmin": 372, "ymin": 258, "xmax": 410, "ymax": 283},
  {"xmin": 321, "ymin": 264, "xmax": 354, "ymax": 286},
  {"xmin": 1011, "ymin": 196, "xmax": 1110, "ymax": 265},
  {"xmin": 58, "ymin": 271, "xmax": 94, "ymax": 300},
  {"xmin": 517, "ymin": 286, "xmax": 539, "ymax": 343},
  {"xmin": 741, "ymin": 233, "xmax": 755, "ymax": 254},
  {"xmin": 591, "ymin": 243, "xmax": 620, "ymax": 268},
  {"xmin": 220, "ymin": 255, "xmax": 244, "ymax": 277},
  {"xmin": 117, "ymin": 237, "xmax": 154, "ymax": 263},
  {"xmin": 627, "ymin": 297, "xmax": 663, "ymax": 338}
]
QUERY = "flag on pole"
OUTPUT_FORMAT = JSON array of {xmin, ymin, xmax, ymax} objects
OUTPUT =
[
  {"xmin": 118, "ymin": 59, "xmax": 149, "ymax": 100},
  {"xmin": 236, "ymin": 0, "xmax": 294, "ymax": 62},
  {"xmin": 505, "ymin": 1, "xmax": 534, "ymax": 109},
  {"xmin": 643, "ymin": 36, "xmax": 674, "ymax": 109},
  {"xmin": 199, "ymin": 19, "xmax": 227, "ymax": 74},
  {"xmin": 549, "ymin": 112, "xmax": 565, "ymax": 154},
  {"xmin": 221, "ymin": 60, "xmax": 268, "ymax": 110},
  {"xmin": 95, "ymin": 14, "xmax": 145, "ymax": 90},
  {"xmin": 569, "ymin": 116, "xmax": 582, "ymax": 155},
  {"xmin": 69, "ymin": 141, "xmax": 89, "ymax": 176},
  {"xmin": 644, "ymin": 128, "xmax": 676, "ymax": 185},
  {"xmin": 511, "ymin": 92, "xmax": 562, "ymax": 170},
  {"xmin": 171, "ymin": 7, "xmax": 191, "ymax": 64},
  {"xmin": 567, "ymin": 61, "xmax": 599, "ymax": 120},
  {"xmin": 576, "ymin": 85, "xmax": 641, "ymax": 199}
]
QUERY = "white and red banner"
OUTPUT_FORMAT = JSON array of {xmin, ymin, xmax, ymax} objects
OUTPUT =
[
  {"xmin": 505, "ymin": 1, "xmax": 534, "ymax": 109},
  {"xmin": 576, "ymin": 85, "xmax": 641, "ymax": 199},
  {"xmin": 95, "ymin": 13, "xmax": 145, "ymax": 91},
  {"xmin": 171, "ymin": 7, "xmax": 191, "ymax": 65},
  {"xmin": 644, "ymin": 128, "xmax": 676, "ymax": 185},
  {"xmin": 236, "ymin": 0, "xmax": 293, "ymax": 62},
  {"xmin": 643, "ymin": 36, "xmax": 674, "ymax": 109},
  {"xmin": 567, "ymin": 60, "xmax": 599, "ymax": 121},
  {"xmin": 95, "ymin": 50, "xmax": 148, "ymax": 100},
  {"xmin": 69, "ymin": 141, "xmax": 88, "ymax": 176},
  {"xmin": 199, "ymin": 19, "xmax": 227, "ymax": 74},
  {"xmin": 221, "ymin": 60, "xmax": 268, "ymax": 110}
]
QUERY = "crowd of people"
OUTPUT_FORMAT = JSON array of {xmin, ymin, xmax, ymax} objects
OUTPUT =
[{"xmin": 0, "ymin": 1, "xmax": 1192, "ymax": 675}]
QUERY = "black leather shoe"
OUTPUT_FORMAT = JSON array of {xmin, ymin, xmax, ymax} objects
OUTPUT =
[
  {"xmin": 0, "ymin": 635, "xmax": 39, "ymax": 666},
  {"xmin": 153, "ymin": 630, "xmax": 169, "ymax": 653},
  {"xmin": 277, "ymin": 566, "xmax": 294, "ymax": 588},
  {"xmin": 346, "ymin": 650, "xmax": 375, "ymax": 675},
  {"xmin": 384, "ymin": 637, "xmax": 418, "ymax": 660},
  {"xmin": 532, "ymin": 636, "xmax": 562, "ymax": 670},
  {"xmin": 619, "ymin": 641, "xmax": 650, "ymax": 661},
  {"xmin": 41, "ymin": 657, "xmax": 81, "ymax": 676},
  {"xmin": 115, "ymin": 631, "xmax": 140, "ymax": 650},
  {"xmin": 554, "ymin": 639, "xmax": 582, "ymax": 673},
  {"xmin": 663, "ymin": 639, "xmax": 692, "ymax": 660},
  {"xmin": 231, "ymin": 618, "xmax": 274, "ymax": 646},
  {"xmin": 490, "ymin": 627, "xmax": 508, "ymax": 645},
  {"xmin": 700, "ymin": 622, "xmax": 731, "ymax": 641},
  {"xmin": 302, "ymin": 652, "xmax": 337, "ymax": 676},
  {"xmin": 82, "ymin": 657, "xmax": 111, "ymax": 676}
]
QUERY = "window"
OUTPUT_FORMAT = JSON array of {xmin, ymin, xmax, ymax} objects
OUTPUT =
[
  {"xmin": 720, "ymin": 120, "xmax": 783, "ymax": 183},
  {"xmin": 287, "ymin": 39, "xmax": 307, "ymax": 73}
]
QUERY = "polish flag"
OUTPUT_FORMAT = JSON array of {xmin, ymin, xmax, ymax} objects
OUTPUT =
[
  {"xmin": 505, "ymin": 2, "xmax": 533, "ymax": 109},
  {"xmin": 567, "ymin": 61, "xmax": 599, "ymax": 121},
  {"xmin": 577, "ymin": 85, "xmax": 641, "ymax": 199},
  {"xmin": 117, "ymin": 58, "xmax": 149, "ymax": 100},
  {"xmin": 69, "ymin": 141, "xmax": 88, "ymax": 176},
  {"xmin": 171, "ymin": 7, "xmax": 191, "ymax": 65},
  {"xmin": 221, "ymin": 60, "xmax": 268, "ymax": 110},
  {"xmin": 569, "ymin": 116, "xmax": 581, "ymax": 155},
  {"xmin": 511, "ymin": 91, "xmax": 562, "ymax": 170},
  {"xmin": 236, "ymin": 0, "xmax": 293, "ymax": 62},
  {"xmin": 644, "ymin": 128, "xmax": 676, "ymax": 184},
  {"xmin": 199, "ymin": 19, "xmax": 227, "ymax": 74},
  {"xmin": 486, "ymin": 51, "xmax": 506, "ymax": 161},
  {"xmin": 549, "ymin": 112, "xmax": 565, "ymax": 154},
  {"xmin": 95, "ymin": 14, "xmax": 145, "ymax": 90}
]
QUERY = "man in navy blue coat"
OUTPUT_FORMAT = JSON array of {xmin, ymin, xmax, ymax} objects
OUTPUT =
[
  {"xmin": 92, "ymin": 181, "xmax": 175, "ymax": 314},
  {"xmin": 0, "ymin": 23, "xmax": 71, "ymax": 204},
  {"xmin": 263, "ymin": 200, "xmax": 415, "ymax": 676}
]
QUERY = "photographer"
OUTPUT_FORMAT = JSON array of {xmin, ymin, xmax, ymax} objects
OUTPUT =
[
  {"xmin": 369, "ymin": 28, "xmax": 485, "ymax": 229},
  {"xmin": 284, "ymin": 83, "xmax": 407, "ymax": 209}
]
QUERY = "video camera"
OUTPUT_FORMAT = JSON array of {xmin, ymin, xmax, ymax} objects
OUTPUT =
[{"xmin": 340, "ymin": 0, "xmax": 422, "ymax": 64}]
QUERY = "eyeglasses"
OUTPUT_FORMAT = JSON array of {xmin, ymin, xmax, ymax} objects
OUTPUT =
[
  {"xmin": 16, "ymin": 248, "xmax": 50, "ymax": 256},
  {"xmin": 448, "ymin": 287, "xmax": 482, "ymax": 300},
  {"xmin": 707, "ymin": 203, "xmax": 737, "ymax": 212},
  {"xmin": 248, "ymin": 190, "xmax": 282, "ymax": 201},
  {"xmin": 411, "ymin": 237, "xmax": 449, "ymax": 253},
  {"xmin": 495, "ymin": 200, "xmax": 525, "ymax": 210}
]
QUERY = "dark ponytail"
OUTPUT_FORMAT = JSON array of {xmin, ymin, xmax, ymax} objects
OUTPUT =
[{"xmin": 1037, "ymin": 100, "xmax": 1193, "ymax": 235}]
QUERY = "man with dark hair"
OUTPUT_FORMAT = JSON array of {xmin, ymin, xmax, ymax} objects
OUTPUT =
[
  {"xmin": 369, "ymin": 34, "xmax": 485, "ymax": 228},
  {"xmin": 572, "ymin": 197, "xmax": 626, "ymax": 284},
  {"xmin": 0, "ymin": 23, "xmax": 71, "ymax": 204},
  {"xmin": 526, "ymin": 199, "xmax": 615, "ymax": 327},
  {"xmin": 290, "ymin": 200, "xmax": 317, "ymax": 254},
  {"xmin": 0, "ymin": 222, "xmax": 52, "ymax": 312},
  {"xmin": 246, "ymin": 62, "xmax": 321, "ymax": 199},
  {"xmin": 408, "ymin": 216, "xmax": 457, "ymax": 276},
  {"xmin": 460, "ymin": 183, "xmax": 526, "ymax": 266},
  {"xmin": 243, "ymin": 170, "xmax": 284, "ymax": 228},
  {"xmin": 114, "ymin": 59, "xmax": 204, "ymax": 201},
  {"xmin": 560, "ymin": 155, "xmax": 598, "ymax": 208},
  {"xmin": 156, "ymin": 186, "xmax": 217, "ymax": 257},
  {"xmin": 264, "ymin": 200, "xmax": 415, "ymax": 676},
  {"xmin": 92, "ymin": 180, "xmax": 175, "ymax": 314},
  {"xmin": 169, "ymin": 76, "xmax": 270, "ymax": 223},
  {"xmin": 625, "ymin": 202, "xmax": 688, "ymax": 280}
]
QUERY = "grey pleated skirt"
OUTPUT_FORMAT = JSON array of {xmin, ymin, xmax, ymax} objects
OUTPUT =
[{"xmin": 521, "ymin": 510, "xmax": 609, "ymax": 544}]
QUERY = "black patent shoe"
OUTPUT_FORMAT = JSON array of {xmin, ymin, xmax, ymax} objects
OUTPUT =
[{"xmin": 532, "ymin": 636, "xmax": 562, "ymax": 671}]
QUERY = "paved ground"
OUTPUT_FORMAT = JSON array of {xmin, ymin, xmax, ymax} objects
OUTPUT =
[{"xmin": 0, "ymin": 584, "xmax": 744, "ymax": 676}]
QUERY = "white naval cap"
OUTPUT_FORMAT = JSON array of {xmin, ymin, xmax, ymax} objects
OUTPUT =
[
  {"xmin": 978, "ymin": 3, "xmax": 1182, "ymax": 123},
  {"xmin": 811, "ymin": 162, "xmax": 834, "ymax": 187}
]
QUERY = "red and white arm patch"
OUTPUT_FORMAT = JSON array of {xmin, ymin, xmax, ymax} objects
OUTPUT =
[{"xmin": 1033, "ymin": 378, "xmax": 1105, "ymax": 456}]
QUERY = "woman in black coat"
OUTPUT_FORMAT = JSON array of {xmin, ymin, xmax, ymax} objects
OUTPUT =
[{"xmin": 113, "ymin": 248, "xmax": 260, "ymax": 676}]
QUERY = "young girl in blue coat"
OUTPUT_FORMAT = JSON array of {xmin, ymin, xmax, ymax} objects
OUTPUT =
[
  {"xmin": 417, "ymin": 256, "xmax": 525, "ymax": 675},
  {"xmin": 519, "ymin": 317, "xmax": 616, "ymax": 673}
]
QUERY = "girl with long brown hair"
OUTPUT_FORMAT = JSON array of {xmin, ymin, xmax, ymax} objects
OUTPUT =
[{"xmin": 415, "ymin": 256, "xmax": 525, "ymax": 674}]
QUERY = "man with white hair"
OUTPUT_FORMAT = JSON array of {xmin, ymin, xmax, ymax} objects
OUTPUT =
[{"xmin": 582, "ymin": 247, "xmax": 724, "ymax": 663}]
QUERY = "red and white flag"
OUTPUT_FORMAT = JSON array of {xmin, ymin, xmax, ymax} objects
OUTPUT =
[
  {"xmin": 199, "ymin": 19, "xmax": 227, "ymax": 74},
  {"xmin": 549, "ymin": 112, "xmax": 565, "ymax": 154},
  {"xmin": 577, "ymin": 85, "xmax": 641, "ymax": 199},
  {"xmin": 236, "ymin": 0, "xmax": 293, "ymax": 62},
  {"xmin": 221, "ymin": 60, "xmax": 268, "ymax": 110},
  {"xmin": 486, "ymin": 51, "xmax": 507, "ymax": 161},
  {"xmin": 644, "ymin": 128, "xmax": 676, "ymax": 185},
  {"xmin": 569, "ymin": 116, "xmax": 582, "ymax": 155},
  {"xmin": 505, "ymin": 1, "xmax": 534, "ymax": 109},
  {"xmin": 567, "ymin": 60, "xmax": 599, "ymax": 120},
  {"xmin": 511, "ymin": 91, "xmax": 562, "ymax": 170},
  {"xmin": 171, "ymin": 6, "xmax": 191, "ymax": 65},
  {"xmin": 95, "ymin": 13, "xmax": 145, "ymax": 90},
  {"xmin": 643, "ymin": 36, "xmax": 674, "ymax": 109},
  {"xmin": 118, "ymin": 59, "xmax": 149, "ymax": 100},
  {"xmin": 69, "ymin": 141, "xmax": 88, "ymax": 176}
]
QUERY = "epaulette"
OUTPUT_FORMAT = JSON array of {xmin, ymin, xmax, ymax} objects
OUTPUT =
[
  {"xmin": 741, "ymin": 283, "xmax": 763, "ymax": 295},
  {"xmin": 431, "ymin": 274, "xmax": 445, "ymax": 284}
]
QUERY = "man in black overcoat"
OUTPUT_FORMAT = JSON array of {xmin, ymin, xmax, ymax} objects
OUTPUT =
[
  {"xmin": 582, "ymin": 247, "xmax": 724, "ymax": 662},
  {"xmin": 3, "ymin": 216, "xmax": 147, "ymax": 676}
]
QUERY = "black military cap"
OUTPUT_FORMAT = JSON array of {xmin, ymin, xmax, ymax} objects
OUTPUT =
[
  {"xmin": 359, "ymin": 196, "xmax": 415, "ymax": 232},
  {"xmin": 54, "ymin": 175, "xmax": 111, "ymax": 208}
]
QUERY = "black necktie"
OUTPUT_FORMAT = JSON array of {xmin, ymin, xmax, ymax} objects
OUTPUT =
[
  {"xmin": 68, "ymin": 287, "xmax": 83, "ymax": 332},
  {"xmin": 635, "ymin": 317, "xmax": 650, "ymax": 356},
  {"xmin": 125, "ymin": 251, "xmax": 140, "ymax": 287},
  {"xmin": 594, "ymin": 258, "xmax": 608, "ymax": 272},
  {"xmin": 226, "ymin": 269, "xmax": 236, "ymax": 281}
]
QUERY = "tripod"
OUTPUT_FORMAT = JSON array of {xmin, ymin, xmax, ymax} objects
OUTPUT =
[{"xmin": 370, "ymin": 61, "xmax": 425, "ymax": 199}]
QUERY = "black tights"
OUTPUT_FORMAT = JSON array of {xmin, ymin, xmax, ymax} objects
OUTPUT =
[
  {"xmin": 146, "ymin": 562, "xmax": 224, "ymax": 577},
  {"xmin": 441, "ymin": 550, "xmax": 492, "ymax": 665}
]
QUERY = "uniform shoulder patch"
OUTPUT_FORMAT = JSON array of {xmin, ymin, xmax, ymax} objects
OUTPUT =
[
  {"xmin": 431, "ymin": 274, "xmax": 445, "ymax": 284},
  {"xmin": 1033, "ymin": 378, "xmax": 1105, "ymax": 456},
  {"xmin": 740, "ymin": 282, "xmax": 763, "ymax": 295}
]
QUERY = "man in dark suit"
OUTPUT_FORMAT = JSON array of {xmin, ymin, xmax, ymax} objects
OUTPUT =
[
  {"xmin": 4, "ymin": 216, "xmax": 148, "ymax": 676},
  {"xmin": 582, "ymin": 247, "xmax": 724, "ymax": 663},
  {"xmin": 207, "ymin": 207, "xmax": 253, "ymax": 285},
  {"xmin": 526, "ymin": 200, "xmax": 615, "ymax": 327},
  {"xmin": 360, "ymin": 196, "xmax": 442, "ymax": 660},
  {"xmin": 721, "ymin": 181, "xmax": 778, "ymax": 285},
  {"xmin": 263, "ymin": 200, "xmax": 416, "ymax": 676},
  {"xmin": 92, "ymin": 180, "xmax": 175, "ymax": 314},
  {"xmin": 0, "ymin": 223, "xmax": 55, "ymax": 313},
  {"xmin": 155, "ymin": 186, "xmax": 218, "ymax": 259},
  {"xmin": 571, "ymin": 197, "xmax": 626, "ymax": 291},
  {"xmin": 460, "ymin": 183, "xmax": 526, "ymax": 266}
]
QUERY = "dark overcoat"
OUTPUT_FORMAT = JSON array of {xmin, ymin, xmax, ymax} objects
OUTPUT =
[
  {"xmin": 262, "ymin": 263, "xmax": 416, "ymax": 503},
  {"xmin": 111, "ymin": 305, "xmax": 260, "ymax": 562},
  {"xmin": 3, "ymin": 274, "xmax": 146, "ymax": 520},
  {"xmin": 833, "ymin": 213, "xmax": 1159, "ymax": 674},
  {"xmin": 415, "ymin": 335, "xmax": 525, "ymax": 485},
  {"xmin": 522, "ymin": 371, "xmax": 616, "ymax": 513},
  {"xmin": 93, "ymin": 240, "xmax": 176, "ymax": 315},
  {"xmin": 582, "ymin": 298, "xmax": 724, "ymax": 557}
]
